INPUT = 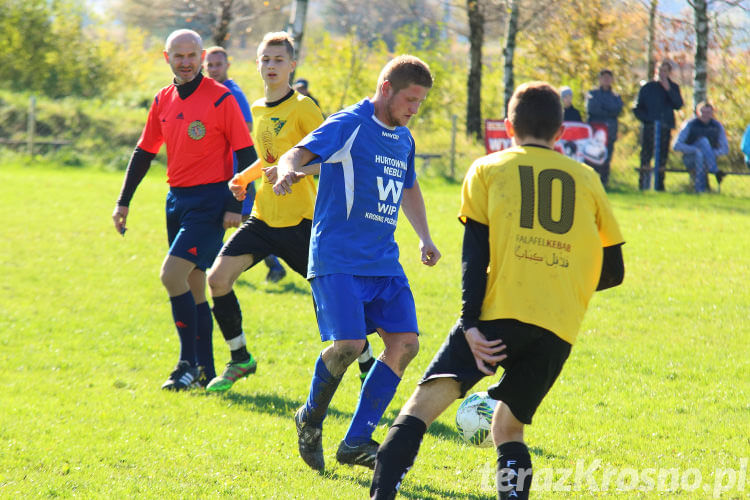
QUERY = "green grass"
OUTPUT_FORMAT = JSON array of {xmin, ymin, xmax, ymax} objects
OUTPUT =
[{"xmin": 1, "ymin": 158, "xmax": 748, "ymax": 499}]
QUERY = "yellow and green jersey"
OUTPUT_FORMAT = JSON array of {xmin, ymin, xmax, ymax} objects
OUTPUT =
[
  {"xmin": 250, "ymin": 91, "xmax": 324, "ymax": 227},
  {"xmin": 459, "ymin": 145, "xmax": 624, "ymax": 344}
]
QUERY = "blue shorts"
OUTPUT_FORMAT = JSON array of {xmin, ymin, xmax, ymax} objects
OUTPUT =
[
  {"xmin": 166, "ymin": 181, "xmax": 229, "ymax": 271},
  {"xmin": 241, "ymin": 181, "xmax": 256, "ymax": 216},
  {"xmin": 310, "ymin": 274, "xmax": 419, "ymax": 342}
]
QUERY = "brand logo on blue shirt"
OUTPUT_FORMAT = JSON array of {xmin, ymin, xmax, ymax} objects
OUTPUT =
[{"xmin": 381, "ymin": 130, "xmax": 399, "ymax": 140}]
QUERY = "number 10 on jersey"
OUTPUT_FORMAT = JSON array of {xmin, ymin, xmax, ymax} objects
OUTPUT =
[{"xmin": 518, "ymin": 165, "xmax": 575, "ymax": 235}]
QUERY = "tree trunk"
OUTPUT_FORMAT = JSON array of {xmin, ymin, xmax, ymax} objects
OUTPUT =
[
  {"xmin": 646, "ymin": 0, "xmax": 658, "ymax": 79},
  {"xmin": 693, "ymin": 0, "xmax": 708, "ymax": 105},
  {"xmin": 502, "ymin": 0, "xmax": 520, "ymax": 117},
  {"xmin": 287, "ymin": 0, "xmax": 309, "ymax": 82},
  {"xmin": 466, "ymin": 0, "xmax": 484, "ymax": 139},
  {"xmin": 212, "ymin": 0, "xmax": 234, "ymax": 47}
]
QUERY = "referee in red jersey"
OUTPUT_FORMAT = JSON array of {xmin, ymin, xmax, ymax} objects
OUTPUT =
[{"xmin": 112, "ymin": 29, "xmax": 257, "ymax": 391}]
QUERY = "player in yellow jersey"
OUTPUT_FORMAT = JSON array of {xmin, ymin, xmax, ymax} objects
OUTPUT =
[
  {"xmin": 206, "ymin": 32, "xmax": 376, "ymax": 392},
  {"xmin": 370, "ymin": 82, "xmax": 625, "ymax": 499}
]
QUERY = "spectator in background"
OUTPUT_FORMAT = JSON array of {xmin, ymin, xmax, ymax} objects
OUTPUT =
[
  {"xmin": 673, "ymin": 102, "xmax": 729, "ymax": 193},
  {"xmin": 586, "ymin": 69, "xmax": 624, "ymax": 187},
  {"xmin": 205, "ymin": 46, "xmax": 286, "ymax": 283},
  {"xmin": 633, "ymin": 60, "xmax": 684, "ymax": 191},
  {"xmin": 293, "ymin": 78, "xmax": 320, "ymax": 108},
  {"xmin": 560, "ymin": 86, "xmax": 582, "ymax": 122},
  {"xmin": 741, "ymin": 124, "xmax": 750, "ymax": 167}
]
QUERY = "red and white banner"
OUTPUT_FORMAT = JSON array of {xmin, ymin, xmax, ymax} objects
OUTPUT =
[{"xmin": 484, "ymin": 120, "xmax": 609, "ymax": 166}]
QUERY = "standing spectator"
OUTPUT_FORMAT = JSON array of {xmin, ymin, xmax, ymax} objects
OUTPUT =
[
  {"xmin": 274, "ymin": 55, "xmax": 441, "ymax": 472},
  {"xmin": 673, "ymin": 102, "xmax": 729, "ymax": 193},
  {"xmin": 111, "ymin": 29, "xmax": 257, "ymax": 390},
  {"xmin": 293, "ymin": 78, "xmax": 320, "ymax": 108},
  {"xmin": 586, "ymin": 69, "xmax": 624, "ymax": 187},
  {"xmin": 369, "ymin": 81, "xmax": 625, "ymax": 500},
  {"xmin": 633, "ymin": 60, "xmax": 684, "ymax": 191},
  {"xmin": 204, "ymin": 45, "xmax": 286, "ymax": 283},
  {"xmin": 560, "ymin": 86, "xmax": 582, "ymax": 122},
  {"xmin": 741, "ymin": 124, "xmax": 750, "ymax": 167}
]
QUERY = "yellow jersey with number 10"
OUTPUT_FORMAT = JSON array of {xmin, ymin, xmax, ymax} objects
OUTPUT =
[{"xmin": 459, "ymin": 145, "xmax": 624, "ymax": 344}]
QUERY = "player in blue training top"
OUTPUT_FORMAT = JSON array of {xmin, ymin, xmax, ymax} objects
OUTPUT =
[
  {"xmin": 272, "ymin": 55, "xmax": 441, "ymax": 471},
  {"xmin": 204, "ymin": 46, "xmax": 287, "ymax": 283}
]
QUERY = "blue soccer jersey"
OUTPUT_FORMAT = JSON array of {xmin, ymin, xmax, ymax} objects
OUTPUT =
[
  {"xmin": 222, "ymin": 79, "xmax": 252, "ymax": 123},
  {"xmin": 298, "ymin": 98, "xmax": 417, "ymax": 278},
  {"xmin": 223, "ymin": 79, "xmax": 255, "ymax": 215}
]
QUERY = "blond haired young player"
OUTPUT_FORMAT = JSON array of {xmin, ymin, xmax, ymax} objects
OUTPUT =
[
  {"xmin": 206, "ymin": 32, "xmax": 375, "ymax": 392},
  {"xmin": 370, "ymin": 81, "xmax": 625, "ymax": 499}
]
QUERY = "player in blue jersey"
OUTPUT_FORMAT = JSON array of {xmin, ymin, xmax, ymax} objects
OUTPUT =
[
  {"xmin": 204, "ymin": 45, "xmax": 286, "ymax": 283},
  {"xmin": 272, "ymin": 55, "xmax": 441, "ymax": 471}
]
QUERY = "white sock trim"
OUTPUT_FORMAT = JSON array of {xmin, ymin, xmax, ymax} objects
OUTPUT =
[
  {"xmin": 358, "ymin": 342, "xmax": 374, "ymax": 363},
  {"xmin": 227, "ymin": 332, "xmax": 247, "ymax": 351}
]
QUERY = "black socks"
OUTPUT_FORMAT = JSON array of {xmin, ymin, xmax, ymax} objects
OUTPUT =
[
  {"xmin": 496, "ymin": 441, "xmax": 532, "ymax": 500},
  {"xmin": 370, "ymin": 414, "xmax": 427, "ymax": 499}
]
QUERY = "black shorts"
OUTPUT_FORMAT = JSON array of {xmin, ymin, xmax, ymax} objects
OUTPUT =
[
  {"xmin": 420, "ymin": 319, "xmax": 571, "ymax": 425},
  {"xmin": 218, "ymin": 217, "xmax": 311, "ymax": 277}
]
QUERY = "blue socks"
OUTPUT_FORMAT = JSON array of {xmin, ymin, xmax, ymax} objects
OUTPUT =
[
  {"xmin": 344, "ymin": 360, "xmax": 400, "ymax": 446},
  {"xmin": 195, "ymin": 301, "xmax": 215, "ymax": 380},
  {"xmin": 170, "ymin": 291, "xmax": 197, "ymax": 366},
  {"xmin": 303, "ymin": 355, "xmax": 343, "ymax": 427}
]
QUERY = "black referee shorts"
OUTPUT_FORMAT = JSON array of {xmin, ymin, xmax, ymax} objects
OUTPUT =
[
  {"xmin": 419, "ymin": 318, "xmax": 571, "ymax": 425},
  {"xmin": 218, "ymin": 217, "xmax": 311, "ymax": 277}
]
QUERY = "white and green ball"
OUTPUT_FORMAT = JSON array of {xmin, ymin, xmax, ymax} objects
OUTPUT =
[{"xmin": 455, "ymin": 392, "xmax": 498, "ymax": 448}]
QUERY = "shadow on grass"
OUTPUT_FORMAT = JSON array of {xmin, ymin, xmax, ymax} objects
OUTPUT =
[
  {"xmin": 321, "ymin": 469, "xmax": 372, "ymax": 490},
  {"xmin": 399, "ymin": 482, "xmax": 494, "ymax": 500},
  {"xmin": 324, "ymin": 469, "xmax": 493, "ymax": 500},
  {"xmin": 213, "ymin": 391, "xmax": 354, "ymax": 421},
  {"xmin": 381, "ymin": 407, "xmax": 462, "ymax": 444},
  {"xmin": 529, "ymin": 445, "xmax": 566, "ymax": 461},
  {"xmin": 263, "ymin": 281, "xmax": 310, "ymax": 296},
  {"xmin": 234, "ymin": 277, "xmax": 310, "ymax": 296}
]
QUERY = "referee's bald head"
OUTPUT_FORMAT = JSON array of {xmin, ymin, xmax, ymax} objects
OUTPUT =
[{"xmin": 165, "ymin": 29, "xmax": 203, "ymax": 53}]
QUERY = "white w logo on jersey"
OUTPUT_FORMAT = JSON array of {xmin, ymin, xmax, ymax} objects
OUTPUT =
[{"xmin": 377, "ymin": 176, "xmax": 404, "ymax": 203}]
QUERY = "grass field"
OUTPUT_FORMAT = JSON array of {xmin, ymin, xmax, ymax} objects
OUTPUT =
[{"xmin": 1, "ymin": 158, "xmax": 748, "ymax": 499}]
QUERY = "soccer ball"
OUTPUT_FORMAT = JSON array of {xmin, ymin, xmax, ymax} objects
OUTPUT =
[{"xmin": 455, "ymin": 392, "xmax": 498, "ymax": 448}]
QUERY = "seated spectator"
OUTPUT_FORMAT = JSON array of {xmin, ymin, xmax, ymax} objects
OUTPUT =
[
  {"xmin": 673, "ymin": 101, "xmax": 729, "ymax": 193},
  {"xmin": 560, "ymin": 86, "xmax": 582, "ymax": 122},
  {"xmin": 741, "ymin": 124, "xmax": 750, "ymax": 167}
]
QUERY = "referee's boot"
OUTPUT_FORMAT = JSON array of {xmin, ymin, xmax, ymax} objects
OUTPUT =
[{"xmin": 161, "ymin": 360, "xmax": 199, "ymax": 391}]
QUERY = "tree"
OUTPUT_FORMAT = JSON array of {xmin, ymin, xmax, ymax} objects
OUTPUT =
[
  {"xmin": 0, "ymin": 0, "xmax": 132, "ymax": 98},
  {"xmin": 517, "ymin": 0, "xmax": 646, "ymax": 111},
  {"xmin": 287, "ymin": 0, "xmax": 310, "ymax": 80},
  {"xmin": 114, "ymin": 0, "xmax": 286, "ymax": 49},
  {"xmin": 466, "ymin": 0, "xmax": 485, "ymax": 139},
  {"xmin": 502, "ymin": 0, "xmax": 520, "ymax": 117},
  {"xmin": 212, "ymin": 0, "xmax": 234, "ymax": 46},
  {"xmin": 691, "ymin": 0, "xmax": 709, "ymax": 104},
  {"xmin": 646, "ymin": 0, "xmax": 659, "ymax": 79},
  {"xmin": 320, "ymin": 0, "xmax": 442, "ymax": 48}
]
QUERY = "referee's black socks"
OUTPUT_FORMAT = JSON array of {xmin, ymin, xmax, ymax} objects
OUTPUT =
[
  {"xmin": 370, "ymin": 414, "xmax": 426, "ymax": 499},
  {"xmin": 496, "ymin": 441, "xmax": 532, "ymax": 500}
]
